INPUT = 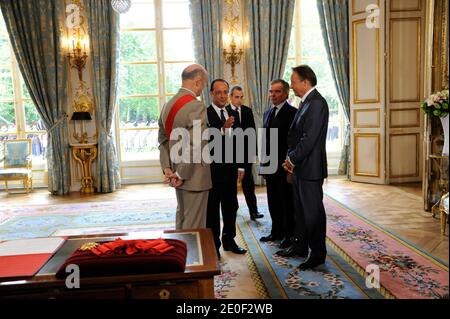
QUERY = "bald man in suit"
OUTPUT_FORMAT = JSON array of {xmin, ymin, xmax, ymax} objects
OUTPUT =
[{"xmin": 158, "ymin": 64, "xmax": 212, "ymax": 230}]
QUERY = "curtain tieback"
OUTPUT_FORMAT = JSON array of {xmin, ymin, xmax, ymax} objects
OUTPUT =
[
  {"xmin": 47, "ymin": 113, "xmax": 68, "ymax": 134},
  {"xmin": 99, "ymin": 125, "xmax": 113, "ymax": 138}
]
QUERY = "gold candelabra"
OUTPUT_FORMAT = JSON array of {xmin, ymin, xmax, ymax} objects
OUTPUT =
[
  {"xmin": 223, "ymin": 36, "xmax": 244, "ymax": 84},
  {"xmin": 68, "ymin": 38, "xmax": 88, "ymax": 81}
]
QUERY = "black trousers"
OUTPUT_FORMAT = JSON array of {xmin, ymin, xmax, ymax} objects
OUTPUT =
[
  {"xmin": 265, "ymin": 173, "xmax": 294, "ymax": 239},
  {"xmin": 292, "ymin": 177, "xmax": 327, "ymax": 259},
  {"xmin": 206, "ymin": 171, "xmax": 239, "ymax": 251},
  {"xmin": 242, "ymin": 164, "xmax": 258, "ymax": 215}
]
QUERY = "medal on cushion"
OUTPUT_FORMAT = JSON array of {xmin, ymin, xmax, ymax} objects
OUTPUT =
[{"xmin": 80, "ymin": 242, "xmax": 99, "ymax": 251}]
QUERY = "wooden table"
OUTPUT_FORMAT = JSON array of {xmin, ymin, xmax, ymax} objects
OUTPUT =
[{"xmin": 0, "ymin": 229, "xmax": 220, "ymax": 299}]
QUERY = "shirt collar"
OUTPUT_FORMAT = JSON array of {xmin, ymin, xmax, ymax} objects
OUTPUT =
[
  {"xmin": 230, "ymin": 103, "xmax": 239, "ymax": 111},
  {"xmin": 272, "ymin": 100, "xmax": 287, "ymax": 110},
  {"xmin": 301, "ymin": 87, "xmax": 316, "ymax": 103},
  {"xmin": 212, "ymin": 103, "xmax": 226, "ymax": 114},
  {"xmin": 180, "ymin": 87, "xmax": 197, "ymax": 97}
]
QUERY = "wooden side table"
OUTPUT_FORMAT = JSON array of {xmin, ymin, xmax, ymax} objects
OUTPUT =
[{"xmin": 70, "ymin": 143, "xmax": 98, "ymax": 193}]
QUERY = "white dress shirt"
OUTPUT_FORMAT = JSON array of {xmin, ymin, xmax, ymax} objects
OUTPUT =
[{"xmin": 211, "ymin": 104, "xmax": 244, "ymax": 173}]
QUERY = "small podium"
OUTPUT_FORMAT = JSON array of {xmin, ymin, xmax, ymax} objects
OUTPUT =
[{"xmin": 70, "ymin": 143, "xmax": 98, "ymax": 193}]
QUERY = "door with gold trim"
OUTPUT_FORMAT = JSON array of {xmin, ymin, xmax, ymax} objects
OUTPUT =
[
  {"xmin": 386, "ymin": 0, "xmax": 425, "ymax": 184},
  {"xmin": 349, "ymin": 0, "xmax": 387, "ymax": 184}
]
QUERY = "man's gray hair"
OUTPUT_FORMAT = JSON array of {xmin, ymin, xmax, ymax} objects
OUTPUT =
[
  {"xmin": 271, "ymin": 79, "xmax": 290, "ymax": 94},
  {"xmin": 230, "ymin": 85, "xmax": 243, "ymax": 96}
]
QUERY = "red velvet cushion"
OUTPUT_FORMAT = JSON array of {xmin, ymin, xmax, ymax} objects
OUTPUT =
[{"xmin": 56, "ymin": 239, "xmax": 187, "ymax": 279}]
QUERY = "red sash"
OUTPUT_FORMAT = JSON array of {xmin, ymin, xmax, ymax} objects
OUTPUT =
[{"xmin": 165, "ymin": 94, "xmax": 196, "ymax": 138}]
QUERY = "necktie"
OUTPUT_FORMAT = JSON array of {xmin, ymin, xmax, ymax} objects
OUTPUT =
[
  {"xmin": 267, "ymin": 107, "xmax": 277, "ymax": 127},
  {"xmin": 220, "ymin": 109, "xmax": 226, "ymax": 124},
  {"xmin": 234, "ymin": 108, "xmax": 241, "ymax": 126}
]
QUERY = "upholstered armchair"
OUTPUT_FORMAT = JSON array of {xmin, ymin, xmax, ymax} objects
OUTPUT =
[{"xmin": 0, "ymin": 139, "xmax": 33, "ymax": 194}]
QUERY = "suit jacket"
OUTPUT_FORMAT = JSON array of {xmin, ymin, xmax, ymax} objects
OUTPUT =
[
  {"xmin": 207, "ymin": 105, "xmax": 242, "ymax": 183},
  {"xmin": 261, "ymin": 102, "xmax": 297, "ymax": 177},
  {"xmin": 158, "ymin": 88, "xmax": 212, "ymax": 191},
  {"xmin": 287, "ymin": 89, "xmax": 329, "ymax": 180},
  {"xmin": 226, "ymin": 104, "xmax": 257, "ymax": 165}
]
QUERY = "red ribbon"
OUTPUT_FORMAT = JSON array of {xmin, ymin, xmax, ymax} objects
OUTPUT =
[{"xmin": 87, "ymin": 238, "xmax": 175, "ymax": 257}]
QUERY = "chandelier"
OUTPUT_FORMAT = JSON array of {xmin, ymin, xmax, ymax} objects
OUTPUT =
[{"xmin": 111, "ymin": 0, "xmax": 131, "ymax": 14}]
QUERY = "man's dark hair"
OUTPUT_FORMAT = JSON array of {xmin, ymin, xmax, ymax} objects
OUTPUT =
[
  {"xmin": 210, "ymin": 79, "xmax": 230, "ymax": 92},
  {"xmin": 292, "ymin": 65, "xmax": 318, "ymax": 87},
  {"xmin": 230, "ymin": 85, "xmax": 243, "ymax": 96},
  {"xmin": 182, "ymin": 68, "xmax": 205, "ymax": 81},
  {"xmin": 271, "ymin": 79, "xmax": 290, "ymax": 94}
]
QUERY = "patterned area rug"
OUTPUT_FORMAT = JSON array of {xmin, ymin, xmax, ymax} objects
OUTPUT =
[
  {"xmin": 240, "ymin": 194, "xmax": 449, "ymax": 299},
  {"xmin": 0, "ymin": 199, "xmax": 264, "ymax": 299},
  {"xmin": 1, "ymin": 194, "xmax": 448, "ymax": 299}
]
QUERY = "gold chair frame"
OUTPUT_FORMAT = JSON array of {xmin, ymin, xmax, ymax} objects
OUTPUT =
[{"xmin": 0, "ymin": 138, "xmax": 33, "ymax": 194}]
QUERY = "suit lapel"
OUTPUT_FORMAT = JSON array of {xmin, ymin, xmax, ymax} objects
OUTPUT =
[{"xmin": 292, "ymin": 89, "xmax": 317, "ymax": 128}]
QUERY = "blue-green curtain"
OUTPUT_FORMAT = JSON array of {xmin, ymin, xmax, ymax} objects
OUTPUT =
[
  {"xmin": 189, "ymin": 0, "xmax": 224, "ymax": 106},
  {"xmin": 86, "ymin": 0, "xmax": 121, "ymax": 192},
  {"xmin": 243, "ymin": 0, "xmax": 295, "ymax": 128},
  {"xmin": 0, "ymin": 0, "xmax": 70, "ymax": 194},
  {"xmin": 317, "ymin": 0, "xmax": 350, "ymax": 176}
]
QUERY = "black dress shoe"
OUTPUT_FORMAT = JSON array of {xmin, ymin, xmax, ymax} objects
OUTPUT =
[
  {"xmin": 223, "ymin": 242, "xmax": 247, "ymax": 254},
  {"xmin": 279, "ymin": 238, "xmax": 292, "ymax": 249},
  {"xmin": 250, "ymin": 212, "xmax": 264, "ymax": 220},
  {"xmin": 275, "ymin": 246, "xmax": 309, "ymax": 258},
  {"xmin": 260, "ymin": 234, "xmax": 282, "ymax": 242},
  {"xmin": 298, "ymin": 257, "xmax": 326, "ymax": 270}
]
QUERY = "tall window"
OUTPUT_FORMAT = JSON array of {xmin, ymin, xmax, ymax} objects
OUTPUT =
[
  {"xmin": 0, "ymin": 13, "xmax": 47, "ymax": 167},
  {"xmin": 117, "ymin": 0, "xmax": 194, "ymax": 161},
  {"xmin": 284, "ymin": 0, "xmax": 344, "ymax": 173}
]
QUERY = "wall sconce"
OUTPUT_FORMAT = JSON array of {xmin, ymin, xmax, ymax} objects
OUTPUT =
[
  {"xmin": 67, "ymin": 34, "xmax": 89, "ymax": 81},
  {"xmin": 223, "ymin": 33, "xmax": 244, "ymax": 84}
]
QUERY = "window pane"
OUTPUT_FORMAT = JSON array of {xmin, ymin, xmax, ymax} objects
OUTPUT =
[
  {"xmin": 283, "ymin": 59, "xmax": 296, "ymax": 83},
  {"xmin": 300, "ymin": 0, "xmax": 320, "ymax": 25},
  {"xmin": 24, "ymin": 101, "xmax": 44, "ymax": 132},
  {"xmin": 288, "ymin": 30, "xmax": 295, "ymax": 58},
  {"xmin": 26, "ymin": 133, "xmax": 47, "ymax": 163},
  {"xmin": 119, "ymin": 97, "xmax": 159, "ymax": 128},
  {"xmin": 21, "ymin": 75, "xmax": 31, "ymax": 99},
  {"xmin": 164, "ymin": 62, "xmax": 189, "ymax": 94},
  {"xmin": 119, "ymin": 63, "xmax": 158, "ymax": 96},
  {"xmin": 0, "ymin": 67, "xmax": 13, "ymax": 99},
  {"xmin": 119, "ymin": 129, "xmax": 159, "ymax": 161},
  {"xmin": 121, "ymin": 1, "xmax": 155, "ymax": 29},
  {"xmin": 0, "ymin": 36, "xmax": 11, "ymax": 63},
  {"xmin": 163, "ymin": 1, "xmax": 191, "ymax": 28},
  {"xmin": 163, "ymin": 29, "xmax": 194, "ymax": 61},
  {"xmin": 301, "ymin": 27, "xmax": 326, "ymax": 60},
  {"xmin": 120, "ymin": 31, "xmax": 156, "ymax": 62},
  {"xmin": 0, "ymin": 102, "xmax": 16, "ymax": 132}
]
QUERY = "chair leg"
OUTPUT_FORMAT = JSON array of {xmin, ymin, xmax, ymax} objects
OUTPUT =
[
  {"xmin": 441, "ymin": 211, "xmax": 448, "ymax": 235},
  {"xmin": 5, "ymin": 180, "xmax": 9, "ymax": 194}
]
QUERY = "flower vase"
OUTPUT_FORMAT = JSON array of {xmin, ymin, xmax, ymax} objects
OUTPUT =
[{"xmin": 441, "ymin": 114, "xmax": 449, "ymax": 156}]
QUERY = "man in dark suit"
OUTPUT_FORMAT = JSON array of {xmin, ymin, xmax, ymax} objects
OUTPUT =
[
  {"xmin": 279, "ymin": 65, "xmax": 329, "ymax": 270},
  {"xmin": 226, "ymin": 86, "xmax": 264, "ymax": 221},
  {"xmin": 259, "ymin": 80, "xmax": 297, "ymax": 249},
  {"xmin": 206, "ymin": 79, "xmax": 247, "ymax": 258}
]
